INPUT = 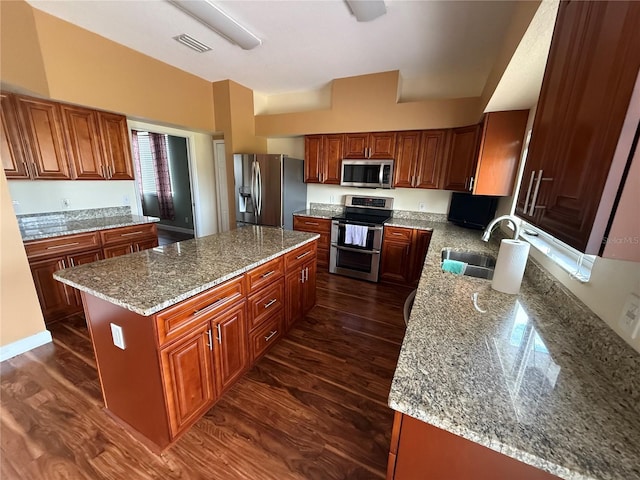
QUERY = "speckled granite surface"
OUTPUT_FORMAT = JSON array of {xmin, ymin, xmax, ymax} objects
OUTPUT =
[
  {"xmin": 389, "ymin": 222, "xmax": 640, "ymax": 480},
  {"xmin": 293, "ymin": 207, "xmax": 340, "ymax": 219},
  {"xmin": 18, "ymin": 207, "xmax": 159, "ymax": 241},
  {"xmin": 390, "ymin": 210, "xmax": 448, "ymax": 223},
  {"xmin": 54, "ymin": 226, "xmax": 319, "ymax": 316},
  {"xmin": 384, "ymin": 217, "xmax": 436, "ymax": 231}
]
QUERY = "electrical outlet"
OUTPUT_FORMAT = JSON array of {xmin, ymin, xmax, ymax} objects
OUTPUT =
[
  {"xmin": 419, "ymin": 202, "xmax": 426, "ymax": 212},
  {"xmin": 330, "ymin": 194, "xmax": 335, "ymax": 204},
  {"xmin": 618, "ymin": 293, "xmax": 640, "ymax": 339},
  {"xmin": 62, "ymin": 198, "xmax": 70, "ymax": 209},
  {"xmin": 11, "ymin": 200, "xmax": 20, "ymax": 213},
  {"xmin": 110, "ymin": 323, "xmax": 126, "ymax": 350},
  {"xmin": 122, "ymin": 195, "xmax": 130, "ymax": 205}
]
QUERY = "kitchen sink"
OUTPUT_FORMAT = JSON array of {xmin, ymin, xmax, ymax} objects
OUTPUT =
[{"xmin": 441, "ymin": 249, "xmax": 496, "ymax": 280}]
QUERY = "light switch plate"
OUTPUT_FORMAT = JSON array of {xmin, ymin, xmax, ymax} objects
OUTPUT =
[
  {"xmin": 618, "ymin": 293, "xmax": 640, "ymax": 339},
  {"xmin": 110, "ymin": 323, "xmax": 126, "ymax": 350}
]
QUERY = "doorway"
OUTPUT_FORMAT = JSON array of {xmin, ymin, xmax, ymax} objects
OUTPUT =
[{"xmin": 131, "ymin": 130, "xmax": 195, "ymax": 243}]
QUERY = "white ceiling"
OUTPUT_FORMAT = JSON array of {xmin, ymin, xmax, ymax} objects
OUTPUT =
[{"xmin": 26, "ymin": 0, "xmax": 532, "ymax": 100}]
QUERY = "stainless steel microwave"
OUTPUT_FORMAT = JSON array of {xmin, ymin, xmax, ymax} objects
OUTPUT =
[{"xmin": 340, "ymin": 159, "xmax": 394, "ymax": 189}]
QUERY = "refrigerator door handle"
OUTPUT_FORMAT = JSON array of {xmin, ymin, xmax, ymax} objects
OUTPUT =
[
  {"xmin": 250, "ymin": 160, "xmax": 257, "ymax": 216},
  {"xmin": 256, "ymin": 161, "xmax": 263, "ymax": 216}
]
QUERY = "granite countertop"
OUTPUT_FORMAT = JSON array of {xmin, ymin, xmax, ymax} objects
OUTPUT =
[
  {"xmin": 18, "ymin": 207, "xmax": 159, "ymax": 242},
  {"xmin": 384, "ymin": 217, "xmax": 436, "ymax": 231},
  {"xmin": 389, "ymin": 223, "xmax": 640, "ymax": 479},
  {"xmin": 293, "ymin": 208, "xmax": 338, "ymax": 220},
  {"xmin": 54, "ymin": 226, "xmax": 319, "ymax": 316}
]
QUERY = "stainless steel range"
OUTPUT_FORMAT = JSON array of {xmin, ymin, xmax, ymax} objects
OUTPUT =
[{"xmin": 329, "ymin": 195, "xmax": 393, "ymax": 282}]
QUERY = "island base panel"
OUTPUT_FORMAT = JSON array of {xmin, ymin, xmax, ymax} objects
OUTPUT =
[
  {"xmin": 389, "ymin": 412, "xmax": 562, "ymax": 480},
  {"xmin": 83, "ymin": 292, "xmax": 171, "ymax": 449}
]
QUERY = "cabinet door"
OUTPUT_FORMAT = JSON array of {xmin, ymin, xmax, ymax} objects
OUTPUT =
[
  {"xmin": 1, "ymin": 93, "xmax": 30, "ymax": 179},
  {"xmin": 16, "ymin": 96, "xmax": 71, "ymax": 179},
  {"xmin": 415, "ymin": 130, "xmax": 447, "ymax": 189},
  {"xmin": 103, "ymin": 243, "xmax": 135, "ymax": 258},
  {"xmin": 380, "ymin": 236, "xmax": 412, "ymax": 285},
  {"xmin": 285, "ymin": 269, "xmax": 303, "ymax": 330},
  {"xmin": 29, "ymin": 256, "xmax": 76, "ymax": 321},
  {"xmin": 160, "ymin": 323, "xmax": 216, "ymax": 437},
  {"xmin": 212, "ymin": 301, "xmax": 248, "ymax": 395},
  {"xmin": 393, "ymin": 131, "xmax": 420, "ymax": 188},
  {"xmin": 302, "ymin": 260, "xmax": 317, "ymax": 315},
  {"xmin": 68, "ymin": 249, "xmax": 103, "ymax": 306},
  {"xmin": 516, "ymin": 1, "xmax": 640, "ymax": 252},
  {"xmin": 409, "ymin": 230, "xmax": 432, "ymax": 285},
  {"xmin": 98, "ymin": 112, "xmax": 134, "ymax": 180},
  {"xmin": 441, "ymin": 125, "xmax": 480, "ymax": 192},
  {"xmin": 322, "ymin": 134, "xmax": 344, "ymax": 184},
  {"xmin": 343, "ymin": 133, "xmax": 369, "ymax": 158},
  {"xmin": 369, "ymin": 132, "xmax": 397, "ymax": 159},
  {"xmin": 304, "ymin": 135, "xmax": 322, "ymax": 183},
  {"xmin": 61, "ymin": 104, "xmax": 106, "ymax": 180},
  {"xmin": 135, "ymin": 237, "xmax": 159, "ymax": 252}
]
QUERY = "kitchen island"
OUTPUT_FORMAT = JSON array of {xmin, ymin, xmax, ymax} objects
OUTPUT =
[
  {"xmin": 388, "ymin": 222, "xmax": 640, "ymax": 480},
  {"xmin": 54, "ymin": 226, "xmax": 319, "ymax": 450}
]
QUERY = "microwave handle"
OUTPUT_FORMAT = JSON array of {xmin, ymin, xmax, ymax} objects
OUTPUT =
[{"xmin": 379, "ymin": 165, "xmax": 384, "ymax": 186}]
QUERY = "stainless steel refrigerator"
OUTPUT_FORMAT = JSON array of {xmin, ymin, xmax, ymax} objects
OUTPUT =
[{"xmin": 234, "ymin": 154, "xmax": 307, "ymax": 230}]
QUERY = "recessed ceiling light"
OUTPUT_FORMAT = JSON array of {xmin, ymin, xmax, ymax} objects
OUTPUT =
[
  {"xmin": 173, "ymin": 34, "xmax": 212, "ymax": 53},
  {"xmin": 169, "ymin": 0, "xmax": 262, "ymax": 50},
  {"xmin": 345, "ymin": 0, "xmax": 387, "ymax": 22}
]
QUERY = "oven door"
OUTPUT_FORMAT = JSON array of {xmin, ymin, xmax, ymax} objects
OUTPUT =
[{"xmin": 329, "ymin": 221, "xmax": 383, "ymax": 282}]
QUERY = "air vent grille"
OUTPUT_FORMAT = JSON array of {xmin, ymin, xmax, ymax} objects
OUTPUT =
[{"xmin": 173, "ymin": 34, "xmax": 212, "ymax": 53}]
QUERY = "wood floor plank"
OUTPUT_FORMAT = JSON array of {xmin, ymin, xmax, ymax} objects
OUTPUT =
[{"xmin": 0, "ymin": 271, "xmax": 406, "ymax": 479}]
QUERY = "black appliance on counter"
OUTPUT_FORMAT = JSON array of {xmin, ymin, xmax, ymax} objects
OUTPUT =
[
  {"xmin": 329, "ymin": 195, "xmax": 394, "ymax": 282},
  {"xmin": 447, "ymin": 192, "xmax": 499, "ymax": 230}
]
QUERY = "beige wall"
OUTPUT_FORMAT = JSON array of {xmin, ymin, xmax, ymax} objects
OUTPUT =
[
  {"xmin": 1, "ymin": 0, "xmax": 215, "ymax": 133},
  {"xmin": 0, "ymin": 170, "xmax": 47, "ymax": 346},
  {"xmin": 255, "ymin": 71, "xmax": 484, "ymax": 136}
]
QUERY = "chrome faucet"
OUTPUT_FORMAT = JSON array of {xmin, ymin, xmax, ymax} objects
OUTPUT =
[{"xmin": 482, "ymin": 215, "xmax": 522, "ymax": 241}]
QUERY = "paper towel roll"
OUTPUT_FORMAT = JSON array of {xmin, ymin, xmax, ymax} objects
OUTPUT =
[{"xmin": 491, "ymin": 239, "xmax": 530, "ymax": 294}]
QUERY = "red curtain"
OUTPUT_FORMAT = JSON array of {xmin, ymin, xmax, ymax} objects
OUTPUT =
[{"xmin": 148, "ymin": 133, "xmax": 175, "ymax": 220}]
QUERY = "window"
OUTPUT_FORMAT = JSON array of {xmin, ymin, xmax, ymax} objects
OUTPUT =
[{"xmin": 136, "ymin": 131, "xmax": 172, "ymax": 196}]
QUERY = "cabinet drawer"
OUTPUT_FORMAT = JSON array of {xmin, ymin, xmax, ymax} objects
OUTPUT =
[
  {"xmin": 246, "ymin": 256, "xmax": 284, "ymax": 293},
  {"xmin": 294, "ymin": 217, "xmax": 331, "ymax": 249},
  {"xmin": 24, "ymin": 232, "xmax": 101, "ymax": 259},
  {"xmin": 156, "ymin": 275, "xmax": 245, "ymax": 346},
  {"xmin": 384, "ymin": 226, "xmax": 412, "ymax": 243},
  {"xmin": 284, "ymin": 241, "xmax": 317, "ymax": 272},
  {"xmin": 249, "ymin": 311, "xmax": 283, "ymax": 363},
  {"xmin": 100, "ymin": 223, "xmax": 157, "ymax": 246},
  {"xmin": 248, "ymin": 279, "xmax": 284, "ymax": 330}
]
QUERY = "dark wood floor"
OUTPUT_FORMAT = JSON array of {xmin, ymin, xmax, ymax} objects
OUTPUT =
[
  {"xmin": 157, "ymin": 228, "xmax": 195, "ymax": 246},
  {"xmin": 0, "ymin": 272, "xmax": 412, "ymax": 479}
]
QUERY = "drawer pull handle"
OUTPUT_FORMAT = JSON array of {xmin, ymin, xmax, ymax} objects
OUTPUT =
[
  {"xmin": 261, "ymin": 270, "xmax": 275, "ymax": 278},
  {"xmin": 264, "ymin": 330, "xmax": 278, "ymax": 342},
  {"xmin": 120, "ymin": 231, "xmax": 144, "ymax": 237},
  {"xmin": 296, "ymin": 251, "xmax": 311, "ymax": 259},
  {"xmin": 264, "ymin": 298, "xmax": 277, "ymax": 309},
  {"xmin": 305, "ymin": 221, "xmax": 319, "ymax": 226},
  {"xmin": 391, "ymin": 232, "xmax": 404, "ymax": 236},
  {"xmin": 193, "ymin": 297, "xmax": 226, "ymax": 315},
  {"xmin": 47, "ymin": 242, "xmax": 80, "ymax": 250}
]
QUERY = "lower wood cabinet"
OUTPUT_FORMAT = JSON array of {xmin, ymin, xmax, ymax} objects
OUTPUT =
[
  {"xmin": 285, "ymin": 252, "xmax": 316, "ymax": 330},
  {"xmin": 388, "ymin": 412, "xmax": 561, "ymax": 480},
  {"xmin": 160, "ymin": 322, "xmax": 216, "ymax": 438},
  {"xmin": 293, "ymin": 215, "xmax": 331, "ymax": 269},
  {"xmin": 212, "ymin": 300, "xmax": 249, "ymax": 395},
  {"xmin": 249, "ymin": 311, "xmax": 283, "ymax": 362},
  {"xmin": 24, "ymin": 224, "xmax": 157, "ymax": 324},
  {"xmin": 380, "ymin": 226, "xmax": 432, "ymax": 287}
]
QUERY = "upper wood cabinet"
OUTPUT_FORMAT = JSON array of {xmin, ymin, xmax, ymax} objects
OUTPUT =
[
  {"xmin": 394, "ymin": 130, "xmax": 447, "ymax": 189},
  {"xmin": 473, "ymin": 110, "xmax": 529, "ymax": 196},
  {"xmin": 2, "ymin": 92, "xmax": 135, "ymax": 181},
  {"xmin": 304, "ymin": 134, "xmax": 343, "ymax": 184},
  {"xmin": 98, "ymin": 112, "xmax": 135, "ymax": 180},
  {"xmin": 61, "ymin": 104, "xmax": 107, "ymax": 180},
  {"xmin": 441, "ymin": 125, "xmax": 481, "ymax": 192},
  {"xmin": 344, "ymin": 132, "xmax": 396, "ymax": 159},
  {"xmin": 515, "ymin": 1, "xmax": 640, "ymax": 253},
  {"xmin": 15, "ymin": 95, "xmax": 72, "ymax": 180}
]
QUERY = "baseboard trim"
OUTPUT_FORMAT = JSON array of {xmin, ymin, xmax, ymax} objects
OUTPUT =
[
  {"xmin": 156, "ymin": 224, "xmax": 194, "ymax": 235},
  {"xmin": 0, "ymin": 330, "xmax": 53, "ymax": 362}
]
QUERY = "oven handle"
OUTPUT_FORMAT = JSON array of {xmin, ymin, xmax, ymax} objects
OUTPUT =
[
  {"xmin": 332, "ymin": 244, "xmax": 380, "ymax": 255},
  {"xmin": 331, "ymin": 220, "xmax": 383, "ymax": 231}
]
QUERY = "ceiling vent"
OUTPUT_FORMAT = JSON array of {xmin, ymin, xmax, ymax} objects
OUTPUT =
[{"xmin": 173, "ymin": 34, "xmax": 212, "ymax": 53}]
